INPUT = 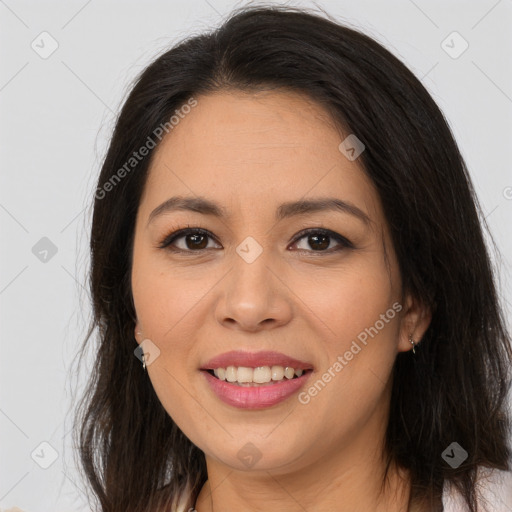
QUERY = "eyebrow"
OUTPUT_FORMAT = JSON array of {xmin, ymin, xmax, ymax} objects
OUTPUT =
[{"xmin": 147, "ymin": 196, "xmax": 371, "ymax": 226}]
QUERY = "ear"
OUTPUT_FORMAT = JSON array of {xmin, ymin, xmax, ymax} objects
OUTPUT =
[
  {"xmin": 397, "ymin": 292, "xmax": 432, "ymax": 353},
  {"xmin": 134, "ymin": 320, "xmax": 143, "ymax": 345}
]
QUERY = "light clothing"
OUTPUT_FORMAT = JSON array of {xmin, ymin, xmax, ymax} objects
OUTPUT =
[{"xmin": 442, "ymin": 467, "xmax": 512, "ymax": 511}]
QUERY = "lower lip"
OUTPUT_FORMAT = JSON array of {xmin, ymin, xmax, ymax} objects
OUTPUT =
[{"xmin": 201, "ymin": 370, "xmax": 313, "ymax": 409}]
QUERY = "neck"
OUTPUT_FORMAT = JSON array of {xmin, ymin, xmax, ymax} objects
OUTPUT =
[
  {"xmin": 195, "ymin": 460, "xmax": 412, "ymax": 512},
  {"xmin": 194, "ymin": 412, "xmax": 413, "ymax": 512}
]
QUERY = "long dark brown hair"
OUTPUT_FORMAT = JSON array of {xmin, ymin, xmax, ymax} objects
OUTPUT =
[{"xmin": 72, "ymin": 5, "xmax": 512, "ymax": 511}]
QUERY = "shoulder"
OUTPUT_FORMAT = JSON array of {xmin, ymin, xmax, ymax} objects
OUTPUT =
[{"xmin": 442, "ymin": 466, "xmax": 512, "ymax": 511}]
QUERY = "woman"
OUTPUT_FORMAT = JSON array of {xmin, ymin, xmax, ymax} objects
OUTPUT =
[{"xmin": 74, "ymin": 5, "xmax": 512, "ymax": 511}]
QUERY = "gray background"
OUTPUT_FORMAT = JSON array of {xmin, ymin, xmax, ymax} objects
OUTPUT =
[{"xmin": 1, "ymin": 0, "xmax": 511, "ymax": 510}]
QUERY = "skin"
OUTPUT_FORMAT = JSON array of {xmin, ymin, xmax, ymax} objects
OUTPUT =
[{"xmin": 131, "ymin": 90, "xmax": 432, "ymax": 512}]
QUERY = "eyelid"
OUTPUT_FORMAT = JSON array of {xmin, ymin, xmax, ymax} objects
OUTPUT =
[
  {"xmin": 290, "ymin": 227, "xmax": 354, "ymax": 250},
  {"xmin": 157, "ymin": 224, "xmax": 217, "ymax": 249},
  {"xmin": 157, "ymin": 225, "xmax": 354, "ymax": 253}
]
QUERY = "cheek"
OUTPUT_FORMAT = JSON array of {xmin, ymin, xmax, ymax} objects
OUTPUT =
[
  {"xmin": 132, "ymin": 247, "xmax": 208, "ymax": 343},
  {"xmin": 131, "ymin": 247, "xmax": 219, "ymax": 399},
  {"xmin": 291, "ymin": 255, "xmax": 398, "ymax": 348},
  {"xmin": 291, "ymin": 256, "xmax": 400, "ymax": 406},
  {"xmin": 132, "ymin": 259, "xmax": 205, "ymax": 428}
]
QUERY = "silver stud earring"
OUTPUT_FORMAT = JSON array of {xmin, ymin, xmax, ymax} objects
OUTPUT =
[{"xmin": 409, "ymin": 334, "xmax": 416, "ymax": 354}]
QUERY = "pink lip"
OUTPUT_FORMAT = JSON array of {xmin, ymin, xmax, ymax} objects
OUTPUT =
[
  {"xmin": 201, "ymin": 370, "xmax": 313, "ymax": 409},
  {"xmin": 200, "ymin": 350, "xmax": 314, "ymax": 371}
]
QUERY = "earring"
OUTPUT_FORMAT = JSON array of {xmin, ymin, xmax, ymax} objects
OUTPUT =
[
  {"xmin": 136, "ymin": 330, "xmax": 147, "ymax": 371},
  {"xmin": 409, "ymin": 334, "xmax": 416, "ymax": 354}
]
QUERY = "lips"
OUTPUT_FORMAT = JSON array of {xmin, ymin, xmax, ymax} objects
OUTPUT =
[
  {"xmin": 200, "ymin": 350, "xmax": 314, "ymax": 371},
  {"xmin": 202, "ymin": 369, "xmax": 312, "ymax": 409}
]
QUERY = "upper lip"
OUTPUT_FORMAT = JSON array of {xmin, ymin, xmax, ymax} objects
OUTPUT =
[{"xmin": 200, "ymin": 350, "xmax": 314, "ymax": 370}]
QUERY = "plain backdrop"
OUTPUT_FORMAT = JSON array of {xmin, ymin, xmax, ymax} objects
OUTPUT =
[{"xmin": 1, "ymin": 0, "xmax": 511, "ymax": 510}]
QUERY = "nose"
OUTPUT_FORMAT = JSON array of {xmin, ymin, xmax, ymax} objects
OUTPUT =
[{"xmin": 214, "ymin": 248, "xmax": 293, "ymax": 332}]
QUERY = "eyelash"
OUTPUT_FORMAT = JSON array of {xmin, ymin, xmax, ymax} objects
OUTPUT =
[{"xmin": 157, "ymin": 224, "xmax": 354, "ymax": 255}]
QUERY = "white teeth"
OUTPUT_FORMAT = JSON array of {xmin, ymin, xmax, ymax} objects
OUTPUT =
[
  {"xmin": 284, "ymin": 367, "xmax": 295, "ymax": 379},
  {"xmin": 225, "ymin": 366, "xmax": 237, "ymax": 382},
  {"xmin": 271, "ymin": 365, "xmax": 284, "ymax": 381},
  {"xmin": 237, "ymin": 366, "xmax": 253, "ymax": 383},
  {"xmin": 210, "ymin": 365, "xmax": 308, "ymax": 384},
  {"xmin": 253, "ymin": 366, "xmax": 272, "ymax": 383},
  {"xmin": 214, "ymin": 368, "xmax": 226, "ymax": 380}
]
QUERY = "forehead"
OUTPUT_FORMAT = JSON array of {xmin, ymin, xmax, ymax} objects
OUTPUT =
[{"xmin": 141, "ymin": 90, "xmax": 379, "ymax": 223}]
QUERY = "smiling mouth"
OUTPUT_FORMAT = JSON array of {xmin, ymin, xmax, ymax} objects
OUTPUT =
[{"xmin": 204, "ymin": 367, "xmax": 313, "ymax": 386}]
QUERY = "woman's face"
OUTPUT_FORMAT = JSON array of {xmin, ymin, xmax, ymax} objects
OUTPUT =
[{"xmin": 131, "ymin": 90, "xmax": 429, "ymax": 475}]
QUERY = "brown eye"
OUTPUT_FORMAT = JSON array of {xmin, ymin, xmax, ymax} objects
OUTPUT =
[
  {"xmin": 290, "ymin": 229, "xmax": 353, "ymax": 253},
  {"xmin": 181, "ymin": 232, "xmax": 209, "ymax": 250},
  {"xmin": 159, "ymin": 228, "xmax": 220, "ymax": 252}
]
